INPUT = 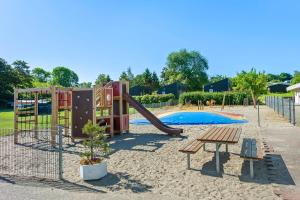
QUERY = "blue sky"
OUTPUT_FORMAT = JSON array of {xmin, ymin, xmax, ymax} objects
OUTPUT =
[{"xmin": 0, "ymin": 0, "xmax": 299, "ymax": 83}]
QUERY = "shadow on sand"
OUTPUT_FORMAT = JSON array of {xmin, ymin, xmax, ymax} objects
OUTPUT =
[
  {"xmin": 0, "ymin": 174, "xmax": 105, "ymax": 193},
  {"xmin": 239, "ymin": 154, "xmax": 295, "ymax": 185},
  {"xmin": 87, "ymin": 172, "xmax": 153, "ymax": 193},
  {"xmin": 0, "ymin": 171, "xmax": 153, "ymax": 193},
  {"xmin": 109, "ymin": 132, "xmax": 186, "ymax": 153}
]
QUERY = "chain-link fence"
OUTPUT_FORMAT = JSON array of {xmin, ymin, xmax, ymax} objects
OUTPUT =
[
  {"xmin": 0, "ymin": 127, "xmax": 63, "ymax": 180},
  {"xmin": 265, "ymin": 96, "xmax": 296, "ymax": 125}
]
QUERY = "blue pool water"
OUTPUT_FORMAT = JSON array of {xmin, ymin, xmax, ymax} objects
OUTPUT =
[{"xmin": 130, "ymin": 112, "xmax": 247, "ymax": 125}]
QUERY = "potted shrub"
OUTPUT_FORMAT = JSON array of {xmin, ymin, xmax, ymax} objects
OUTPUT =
[{"xmin": 80, "ymin": 120, "xmax": 110, "ymax": 180}]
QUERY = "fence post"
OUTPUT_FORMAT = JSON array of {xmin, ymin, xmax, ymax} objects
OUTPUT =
[
  {"xmin": 292, "ymin": 97, "xmax": 296, "ymax": 126},
  {"xmin": 58, "ymin": 125, "xmax": 63, "ymax": 179},
  {"xmin": 282, "ymin": 97, "xmax": 284, "ymax": 117},
  {"xmin": 277, "ymin": 97, "xmax": 279, "ymax": 114},
  {"xmin": 257, "ymin": 99, "xmax": 260, "ymax": 127},
  {"xmin": 289, "ymin": 97, "xmax": 292, "ymax": 123}
]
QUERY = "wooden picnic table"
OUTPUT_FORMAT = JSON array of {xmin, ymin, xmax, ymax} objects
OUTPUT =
[{"xmin": 197, "ymin": 127, "xmax": 242, "ymax": 173}]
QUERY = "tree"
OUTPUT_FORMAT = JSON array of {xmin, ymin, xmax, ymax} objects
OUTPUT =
[
  {"xmin": 12, "ymin": 60, "xmax": 33, "ymax": 88},
  {"xmin": 151, "ymin": 72, "xmax": 160, "ymax": 90},
  {"xmin": 233, "ymin": 68, "xmax": 267, "ymax": 108},
  {"xmin": 131, "ymin": 74, "xmax": 145, "ymax": 87},
  {"xmin": 31, "ymin": 67, "xmax": 51, "ymax": 82},
  {"xmin": 52, "ymin": 66, "xmax": 79, "ymax": 87},
  {"xmin": 0, "ymin": 58, "xmax": 15, "ymax": 106},
  {"xmin": 119, "ymin": 71, "xmax": 129, "ymax": 81},
  {"xmin": 143, "ymin": 68, "xmax": 153, "ymax": 88},
  {"xmin": 95, "ymin": 74, "xmax": 111, "ymax": 86},
  {"xmin": 161, "ymin": 49, "xmax": 208, "ymax": 91},
  {"xmin": 119, "ymin": 67, "xmax": 135, "ymax": 82},
  {"xmin": 210, "ymin": 75, "xmax": 227, "ymax": 83},
  {"xmin": 78, "ymin": 82, "xmax": 92, "ymax": 88},
  {"xmin": 266, "ymin": 73, "xmax": 279, "ymax": 83},
  {"xmin": 278, "ymin": 72, "xmax": 293, "ymax": 82},
  {"xmin": 291, "ymin": 71, "xmax": 300, "ymax": 85},
  {"xmin": 80, "ymin": 120, "xmax": 110, "ymax": 165}
]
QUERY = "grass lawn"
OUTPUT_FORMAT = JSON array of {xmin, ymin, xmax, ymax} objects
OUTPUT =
[{"xmin": 0, "ymin": 109, "xmax": 14, "ymax": 129}]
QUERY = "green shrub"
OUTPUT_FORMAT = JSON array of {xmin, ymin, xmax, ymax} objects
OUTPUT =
[
  {"xmin": 133, "ymin": 93, "xmax": 175, "ymax": 104},
  {"xmin": 179, "ymin": 91, "xmax": 248, "ymax": 105}
]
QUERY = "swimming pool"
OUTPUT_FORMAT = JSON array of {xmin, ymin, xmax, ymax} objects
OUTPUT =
[{"xmin": 130, "ymin": 112, "xmax": 247, "ymax": 125}]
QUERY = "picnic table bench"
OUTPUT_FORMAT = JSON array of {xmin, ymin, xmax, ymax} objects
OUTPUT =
[
  {"xmin": 240, "ymin": 138, "xmax": 264, "ymax": 178},
  {"xmin": 197, "ymin": 127, "xmax": 242, "ymax": 173},
  {"xmin": 179, "ymin": 139, "xmax": 204, "ymax": 169}
]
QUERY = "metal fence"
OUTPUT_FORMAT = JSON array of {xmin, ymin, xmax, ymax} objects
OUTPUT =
[
  {"xmin": 0, "ymin": 127, "xmax": 63, "ymax": 179},
  {"xmin": 265, "ymin": 96, "xmax": 296, "ymax": 125}
]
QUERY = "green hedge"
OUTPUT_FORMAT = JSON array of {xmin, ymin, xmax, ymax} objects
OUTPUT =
[
  {"xmin": 179, "ymin": 91, "xmax": 249, "ymax": 105},
  {"xmin": 133, "ymin": 93, "xmax": 175, "ymax": 104}
]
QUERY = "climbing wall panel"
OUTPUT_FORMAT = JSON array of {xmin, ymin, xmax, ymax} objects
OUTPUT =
[{"xmin": 71, "ymin": 90, "xmax": 93, "ymax": 138}]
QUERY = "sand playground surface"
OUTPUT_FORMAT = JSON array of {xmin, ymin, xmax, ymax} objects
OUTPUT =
[{"xmin": 46, "ymin": 105, "xmax": 299, "ymax": 200}]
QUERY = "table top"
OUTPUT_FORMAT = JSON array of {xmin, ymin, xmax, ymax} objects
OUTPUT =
[{"xmin": 197, "ymin": 127, "xmax": 242, "ymax": 144}]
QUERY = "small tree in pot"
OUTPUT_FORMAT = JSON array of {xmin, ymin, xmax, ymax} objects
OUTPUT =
[{"xmin": 80, "ymin": 120, "xmax": 110, "ymax": 180}]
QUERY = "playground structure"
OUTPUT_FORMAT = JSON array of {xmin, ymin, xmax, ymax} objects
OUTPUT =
[{"xmin": 13, "ymin": 81, "xmax": 183, "ymax": 144}]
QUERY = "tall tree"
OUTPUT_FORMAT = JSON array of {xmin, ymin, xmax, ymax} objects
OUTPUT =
[
  {"xmin": 31, "ymin": 67, "xmax": 51, "ymax": 82},
  {"xmin": 278, "ymin": 72, "xmax": 293, "ymax": 82},
  {"xmin": 95, "ymin": 74, "xmax": 111, "ymax": 86},
  {"xmin": 0, "ymin": 58, "xmax": 15, "ymax": 106},
  {"xmin": 78, "ymin": 82, "xmax": 92, "ymax": 88},
  {"xmin": 119, "ymin": 71, "xmax": 129, "ymax": 81},
  {"xmin": 161, "ymin": 49, "xmax": 208, "ymax": 91},
  {"xmin": 143, "ymin": 68, "xmax": 153, "ymax": 88},
  {"xmin": 291, "ymin": 71, "xmax": 300, "ymax": 84},
  {"xmin": 119, "ymin": 67, "xmax": 135, "ymax": 82},
  {"xmin": 266, "ymin": 73, "xmax": 279, "ymax": 83},
  {"xmin": 52, "ymin": 66, "xmax": 79, "ymax": 87},
  {"xmin": 209, "ymin": 75, "xmax": 227, "ymax": 83},
  {"xmin": 233, "ymin": 68, "xmax": 267, "ymax": 108},
  {"xmin": 131, "ymin": 74, "xmax": 144, "ymax": 87},
  {"xmin": 151, "ymin": 72, "xmax": 160, "ymax": 90},
  {"xmin": 12, "ymin": 60, "xmax": 33, "ymax": 88}
]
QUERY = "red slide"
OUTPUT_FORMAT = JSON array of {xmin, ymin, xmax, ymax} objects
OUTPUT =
[{"xmin": 124, "ymin": 93, "xmax": 183, "ymax": 136}]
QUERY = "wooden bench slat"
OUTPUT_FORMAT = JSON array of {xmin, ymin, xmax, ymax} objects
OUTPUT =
[
  {"xmin": 184, "ymin": 141, "xmax": 203, "ymax": 153},
  {"xmin": 185, "ymin": 140, "xmax": 200, "ymax": 152},
  {"xmin": 179, "ymin": 139, "xmax": 204, "ymax": 154}
]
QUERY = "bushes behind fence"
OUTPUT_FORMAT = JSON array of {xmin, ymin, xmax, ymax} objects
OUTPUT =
[
  {"xmin": 179, "ymin": 91, "xmax": 248, "ymax": 105},
  {"xmin": 133, "ymin": 93, "xmax": 175, "ymax": 104}
]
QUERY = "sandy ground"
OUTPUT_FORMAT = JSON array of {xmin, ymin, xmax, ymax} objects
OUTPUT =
[
  {"xmin": 57, "ymin": 105, "xmax": 289, "ymax": 200},
  {"xmin": 2, "ymin": 105, "xmax": 297, "ymax": 199}
]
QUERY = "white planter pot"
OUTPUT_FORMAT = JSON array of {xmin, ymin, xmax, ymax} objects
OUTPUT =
[{"xmin": 80, "ymin": 161, "xmax": 107, "ymax": 180}]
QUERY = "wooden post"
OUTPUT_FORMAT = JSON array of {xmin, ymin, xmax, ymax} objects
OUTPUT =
[
  {"xmin": 110, "ymin": 88, "xmax": 114, "ymax": 137},
  {"xmin": 14, "ymin": 89, "xmax": 19, "ymax": 144},
  {"xmin": 92, "ymin": 86, "xmax": 96, "ymax": 125},
  {"xmin": 34, "ymin": 92, "xmax": 39, "ymax": 139},
  {"xmin": 64, "ymin": 92, "xmax": 69, "ymax": 136},
  {"xmin": 221, "ymin": 92, "xmax": 226, "ymax": 110},
  {"xmin": 51, "ymin": 87, "xmax": 58, "ymax": 146},
  {"xmin": 119, "ymin": 82, "xmax": 123, "ymax": 134},
  {"xmin": 125, "ymin": 81, "xmax": 129, "ymax": 133}
]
